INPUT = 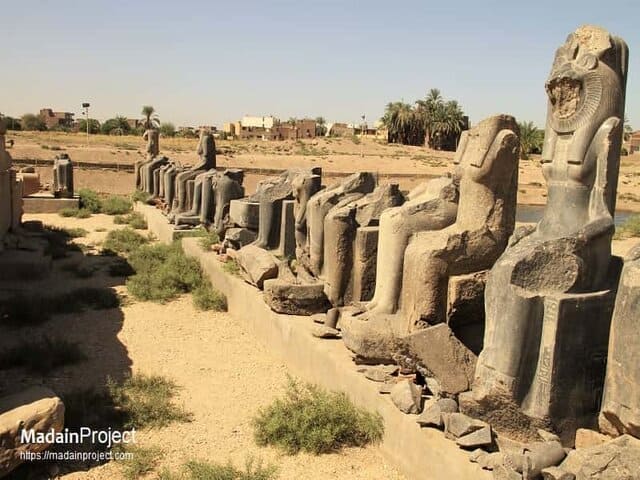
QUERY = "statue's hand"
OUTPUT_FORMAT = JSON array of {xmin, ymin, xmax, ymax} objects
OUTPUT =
[{"xmin": 508, "ymin": 224, "xmax": 536, "ymax": 247}]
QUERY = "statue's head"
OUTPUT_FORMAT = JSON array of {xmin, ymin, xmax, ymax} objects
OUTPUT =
[{"xmin": 545, "ymin": 25, "xmax": 628, "ymax": 134}]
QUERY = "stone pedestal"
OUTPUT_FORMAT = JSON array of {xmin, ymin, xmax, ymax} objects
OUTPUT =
[
  {"xmin": 275, "ymin": 200, "xmax": 295, "ymax": 258},
  {"xmin": 351, "ymin": 226, "xmax": 379, "ymax": 303},
  {"xmin": 600, "ymin": 248, "xmax": 640, "ymax": 438},
  {"xmin": 229, "ymin": 199, "xmax": 260, "ymax": 229}
]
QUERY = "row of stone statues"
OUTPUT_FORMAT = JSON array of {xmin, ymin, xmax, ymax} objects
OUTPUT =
[
  {"xmin": 135, "ymin": 24, "xmax": 636, "ymax": 446},
  {"xmin": 212, "ymin": 25, "xmax": 635, "ymax": 445}
]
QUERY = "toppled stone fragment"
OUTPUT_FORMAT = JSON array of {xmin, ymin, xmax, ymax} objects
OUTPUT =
[
  {"xmin": 537, "ymin": 429, "xmax": 560, "ymax": 443},
  {"xmin": 390, "ymin": 380, "xmax": 422, "ymax": 414},
  {"xmin": 235, "ymin": 245, "xmax": 278, "ymax": 288},
  {"xmin": 402, "ymin": 324, "xmax": 477, "ymax": 395},
  {"xmin": 456, "ymin": 425, "xmax": 493, "ymax": 449},
  {"xmin": 363, "ymin": 365, "xmax": 398, "ymax": 382},
  {"xmin": 0, "ymin": 387, "xmax": 65, "ymax": 477},
  {"xmin": 444, "ymin": 412, "xmax": 487, "ymax": 439},
  {"xmin": 416, "ymin": 402, "xmax": 444, "ymax": 428},
  {"xmin": 560, "ymin": 434, "xmax": 640, "ymax": 480}
]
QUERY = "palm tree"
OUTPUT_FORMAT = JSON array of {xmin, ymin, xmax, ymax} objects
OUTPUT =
[
  {"xmin": 416, "ymin": 88, "xmax": 443, "ymax": 147},
  {"xmin": 430, "ymin": 100, "xmax": 466, "ymax": 149},
  {"xmin": 381, "ymin": 101, "xmax": 422, "ymax": 145},
  {"xmin": 623, "ymin": 116, "xmax": 633, "ymax": 142},
  {"xmin": 518, "ymin": 121, "xmax": 544, "ymax": 159},
  {"xmin": 141, "ymin": 105, "xmax": 159, "ymax": 130}
]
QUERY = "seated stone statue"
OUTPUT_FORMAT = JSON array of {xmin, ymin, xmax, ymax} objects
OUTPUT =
[
  {"xmin": 364, "ymin": 177, "xmax": 459, "ymax": 315},
  {"xmin": 341, "ymin": 114, "xmax": 520, "ymax": 362},
  {"xmin": 52, "ymin": 154, "xmax": 73, "ymax": 198},
  {"xmin": 174, "ymin": 169, "xmax": 220, "ymax": 227},
  {"xmin": 466, "ymin": 26, "xmax": 628, "ymax": 436},
  {"xmin": 158, "ymin": 158, "xmax": 183, "ymax": 209},
  {"xmin": 170, "ymin": 130, "xmax": 216, "ymax": 216},
  {"xmin": 323, "ymin": 183, "xmax": 404, "ymax": 307},
  {"xmin": 302, "ymin": 172, "xmax": 376, "ymax": 277},
  {"xmin": 292, "ymin": 169, "xmax": 322, "ymax": 260},
  {"xmin": 253, "ymin": 167, "xmax": 322, "ymax": 250},
  {"xmin": 135, "ymin": 128, "xmax": 160, "ymax": 191}
]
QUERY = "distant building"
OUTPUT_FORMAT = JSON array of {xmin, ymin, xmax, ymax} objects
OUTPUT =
[
  {"xmin": 231, "ymin": 115, "xmax": 316, "ymax": 141},
  {"xmin": 627, "ymin": 131, "xmax": 640, "ymax": 154},
  {"xmin": 326, "ymin": 122, "xmax": 355, "ymax": 137},
  {"xmin": 39, "ymin": 108, "xmax": 74, "ymax": 129}
]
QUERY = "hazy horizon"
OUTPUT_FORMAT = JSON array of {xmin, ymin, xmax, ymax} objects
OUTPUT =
[{"xmin": 1, "ymin": 0, "xmax": 638, "ymax": 130}]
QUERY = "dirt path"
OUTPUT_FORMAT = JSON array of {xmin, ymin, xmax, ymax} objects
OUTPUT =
[{"xmin": 19, "ymin": 213, "xmax": 405, "ymax": 480}]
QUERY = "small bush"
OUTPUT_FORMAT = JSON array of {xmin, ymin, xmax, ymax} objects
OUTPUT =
[
  {"xmin": 127, "ymin": 243, "xmax": 204, "ymax": 303},
  {"xmin": 102, "ymin": 195, "xmax": 133, "ymax": 215},
  {"xmin": 108, "ymin": 257, "xmax": 136, "ymax": 277},
  {"xmin": 58, "ymin": 207, "xmax": 92, "ymax": 218},
  {"xmin": 192, "ymin": 282, "xmax": 227, "ymax": 311},
  {"xmin": 222, "ymin": 258, "xmax": 241, "ymax": 276},
  {"xmin": 103, "ymin": 228, "xmax": 149, "ymax": 254},
  {"xmin": 117, "ymin": 445, "xmax": 162, "ymax": 480},
  {"xmin": 198, "ymin": 230, "xmax": 220, "ymax": 250},
  {"xmin": 0, "ymin": 336, "xmax": 87, "ymax": 374},
  {"xmin": 614, "ymin": 215, "xmax": 640, "ymax": 239},
  {"xmin": 183, "ymin": 458, "xmax": 278, "ymax": 480},
  {"xmin": 131, "ymin": 190, "xmax": 151, "ymax": 204},
  {"xmin": 95, "ymin": 227, "xmax": 107, "ymax": 232},
  {"xmin": 252, "ymin": 380, "xmax": 384, "ymax": 454},
  {"xmin": 64, "ymin": 227, "xmax": 88, "ymax": 238},
  {"xmin": 108, "ymin": 373, "xmax": 192, "ymax": 429},
  {"xmin": 78, "ymin": 188, "xmax": 102, "ymax": 213},
  {"xmin": 114, "ymin": 212, "xmax": 147, "ymax": 229}
]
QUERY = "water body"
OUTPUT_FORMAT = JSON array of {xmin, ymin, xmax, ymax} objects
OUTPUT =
[{"xmin": 516, "ymin": 204, "xmax": 634, "ymax": 226}]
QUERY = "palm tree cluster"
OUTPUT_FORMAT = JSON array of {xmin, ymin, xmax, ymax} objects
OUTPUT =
[
  {"xmin": 141, "ymin": 105, "xmax": 160, "ymax": 130},
  {"xmin": 518, "ymin": 121, "xmax": 545, "ymax": 159},
  {"xmin": 381, "ymin": 89, "xmax": 466, "ymax": 149}
]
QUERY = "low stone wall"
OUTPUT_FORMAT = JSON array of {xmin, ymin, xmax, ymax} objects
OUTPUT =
[
  {"xmin": 23, "ymin": 194, "xmax": 79, "ymax": 214},
  {"xmin": 181, "ymin": 237, "xmax": 490, "ymax": 480}
]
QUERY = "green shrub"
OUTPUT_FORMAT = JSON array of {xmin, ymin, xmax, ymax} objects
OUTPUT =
[
  {"xmin": 108, "ymin": 257, "xmax": 136, "ymax": 277},
  {"xmin": 183, "ymin": 458, "xmax": 278, "ymax": 480},
  {"xmin": 131, "ymin": 190, "xmax": 151, "ymax": 204},
  {"xmin": 222, "ymin": 258, "xmax": 241, "ymax": 276},
  {"xmin": 78, "ymin": 188, "xmax": 102, "ymax": 213},
  {"xmin": 192, "ymin": 282, "xmax": 227, "ymax": 311},
  {"xmin": 0, "ymin": 336, "xmax": 86, "ymax": 374},
  {"xmin": 198, "ymin": 230, "xmax": 220, "ymax": 250},
  {"xmin": 108, "ymin": 373, "xmax": 192, "ymax": 429},
  {"xmin": 58, "ymin": 208, "xmax": 92, "ymax": 219},
  {"xmin": 76, "ymin": 208, "xmax": 92, "ymax": 218},
  {"xmin": 102, "ymin": 195, "xmax": 133, "ymax": 215},
  {"xmin": 63, "ymin": 227, "xmax": 88, "ymax": 237},
  {"xmin": 614, "ymin": 215, "xmax": 640, "ymax": 239},
  {"xmin": 127, "ymin": 243, "xmax": 204, "ymax": 303},
  {"xmin": 103, "ymin": 228, "xmax": 149, "ymax": 254},
  {"xmin": 252, "ymin": 380, "xmax": 384, "ymax": 454},
  {"xmin": 117, "ymin": 445, "xmax": 162, "ymax": 480},
  {"xmin": 114, "ymin": 212, "xmax": 147, "ymax": 229}
]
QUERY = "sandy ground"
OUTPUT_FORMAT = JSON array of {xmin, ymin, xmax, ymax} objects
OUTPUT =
[
  {"xmin": 5, "ymin": 213, "xmax": 405, "ymax": 480},
  {"xmin": 8, "ymin": 131, "xmax": 640, "ymax": 211}
]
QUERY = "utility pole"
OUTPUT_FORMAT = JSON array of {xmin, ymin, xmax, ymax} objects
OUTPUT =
[
  {"xmin": 82, "ymin": 102, "xmax": 90, "ymax": 146},
  {"xmin": 361, "ymin": 114, "xmax": 365, "ymax": 158}
]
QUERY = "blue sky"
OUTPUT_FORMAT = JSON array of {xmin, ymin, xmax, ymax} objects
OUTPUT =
[{"xmin": 0, "ymin": 0, "xmax": 637, "ymax": 129}]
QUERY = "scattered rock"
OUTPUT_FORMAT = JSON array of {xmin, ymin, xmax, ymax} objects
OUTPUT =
[
  {"xmin": 363, "ymin": 365, "xmax": 398, "ymax": 382},
  {"xmin": 560, "ymin": 434, "xmax": 640, "ymax": 479},
  {"xmin": 224, "ymin": 227, "xmax": 257, "ymax": 249},
  {"xmin": 235, "ymin": 245, "xmax": 278, "ymax": 288},
  {"xmin": 574, "ymin": 428, "xmax": 609, "ymax": 449},
  {"xmin": 444, "ymin": 412, "xmax": 487, "ymax": 439},
  {"xmin": 492, "ymin": 465, "xmax": 522, "ymax": 479},
  {"xmin": 478, "ymin": 452, "xmax": 503, "ymax": 470},
  {"xmin": 390, "ymin": 380, "xmax": 422, "ymax": 414},
  {"xmin": 416, "ymin": 402, "xmax": 444, "ymax": 428},
  {"xmin": 263, "ymin": 279, "xmax": 330, "ymax": 315},
  {"xmin": 311, "ymin": 325, "xmax": 340, "ymax": 339},
  {"xmin": 0, "ymin": 387, "xmax": 65, "ymax": 477},
  {"xmin": 401, "ymin": 324, "xmax": 477, "ymax": 395},
  {"xmin": 437, "ymin": 398, "xmax": 459, "ymax": 413},
  {"xmin": 456, "ymin": 425, "xmax": 493, "ymax": 449},
  {"xmin": 541, "ymin": 467, "xmax": 575, "ymax": 480},
  {"xmin": 424, "ymin": 377, "xmax": 441, "ymax": 397}
]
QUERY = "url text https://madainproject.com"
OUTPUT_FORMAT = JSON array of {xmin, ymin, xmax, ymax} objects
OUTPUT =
[{"xmin": 20, "ymin": 450, "xmax": 133, "ymax": 462}]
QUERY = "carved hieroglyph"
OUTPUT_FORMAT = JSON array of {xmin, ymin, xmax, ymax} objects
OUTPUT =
[{"xmin": 468, "ymin": 25, "xmax": 628, "ymax": 435}]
